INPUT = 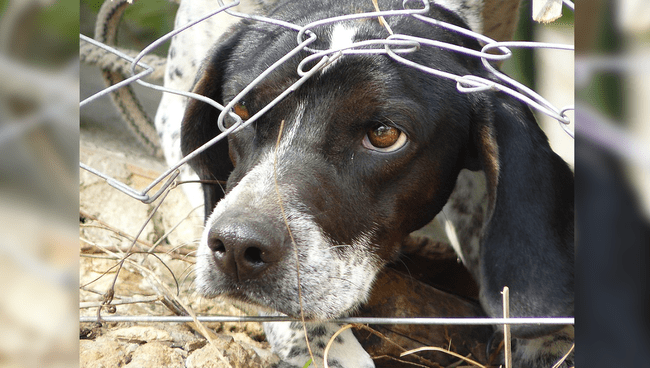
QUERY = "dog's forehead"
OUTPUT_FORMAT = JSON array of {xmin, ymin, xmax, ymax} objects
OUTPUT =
[
  {"xmin": 226, "ymin": 44, "xmax": 399, "ymax": 120},
  {"xmin": 217, "ymin": 5, "xmax": 483, "ymax": 156},
  {"xmin": 224, "ymin": 22, "xmax": 378, "ymax": 92},
  {"xmin": 223, "ymin": 17, "xmax": 481, "ymax": 107}
]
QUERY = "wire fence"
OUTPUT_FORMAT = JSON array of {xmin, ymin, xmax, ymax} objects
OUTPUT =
[
  {"xmin": 79, "ymin": 0, "xmax": 575, "ymax": 342},
  {"xmin": 80, "ymin": 0, "xmax": 575, "ymax": 205},
  {"xmin": 80, "ymin": 314, "xmax": 574, "ymax": 326}
]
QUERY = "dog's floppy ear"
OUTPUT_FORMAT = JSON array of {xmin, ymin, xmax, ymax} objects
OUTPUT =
[
  {"xmin": 181, "ymin": 30, "xmax": 243, "ymax": 219},
  {"xmin": 469, "ymin": 93, "xmax": 574, "ymax": 338}
]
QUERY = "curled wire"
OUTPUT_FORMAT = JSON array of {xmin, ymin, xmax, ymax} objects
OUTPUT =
[{"xmin": 80, "ymin": 0, "xmax": 574, "ymax": 202}]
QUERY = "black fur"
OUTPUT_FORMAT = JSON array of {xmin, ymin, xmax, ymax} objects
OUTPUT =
[{"xmin": 181, "ymin": 0, "xmax": 574, "ymax": 365}]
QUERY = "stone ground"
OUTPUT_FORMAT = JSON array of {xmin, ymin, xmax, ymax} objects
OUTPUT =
[
  {"xmin": 80, "ymin": 62, "xmax": 282, "ymax": 366},
  {"xmin": 79, "ymin": 122, "xmax": 283, "ymax": 367}
]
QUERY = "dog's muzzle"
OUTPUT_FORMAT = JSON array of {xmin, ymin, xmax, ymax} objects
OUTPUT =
[
  {"xmin": 195, "ymin": 152, "xmax": 382, "ymax": 320},
  {"xmin": 207, "ymin": 210, "xmax": 290, "ymax": 282}
]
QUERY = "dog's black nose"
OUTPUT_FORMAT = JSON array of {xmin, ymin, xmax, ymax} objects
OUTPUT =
[{"xmin": 207, "ymin": 217, "xmax": 287, "ymax": 281}]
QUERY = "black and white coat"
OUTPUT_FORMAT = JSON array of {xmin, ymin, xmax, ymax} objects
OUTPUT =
[{"xmin": 154, "ymin": 1, "xmax": 574, "ymax": 367}]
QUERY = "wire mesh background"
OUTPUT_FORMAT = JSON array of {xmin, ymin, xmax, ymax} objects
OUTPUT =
[
  {"xmin": 78, "ymin": 0, "xmax": 577, "ymax": 336},
  {"xmin": 80, "ymin": 0, "xmax": 576, "ymax": 205}
]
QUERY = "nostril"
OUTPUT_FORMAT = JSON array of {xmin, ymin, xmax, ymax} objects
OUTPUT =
[
  {"xmin": 243, "ymin": 246, "xmax": 264, "ymax": 265},
  {"xmin": 208, "ymin": 237, "xmax": 226, "ymax": 255},
  {"xmin": 206, "ymin": 218, "xmax": 287, "ymax": 281}
]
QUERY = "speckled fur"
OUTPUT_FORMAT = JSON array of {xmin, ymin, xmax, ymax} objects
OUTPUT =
[{"xmin": 158, "ymin": 1, "xmax": 573, "ymax": 367}]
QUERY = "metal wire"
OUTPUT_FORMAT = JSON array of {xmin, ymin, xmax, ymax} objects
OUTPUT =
[
  {"xmin": 80, "ymin": 314, "xmax": 575, "ymax": 326},
  {"xmin": 80, "ymin": 0, "xmax": 576, "ymax": 328},
  {"xmin": 79, "ymin": 35, "xmax": 154, "ymax": 108},
  {"xmin": 80, "ymin": 0, "xmax": 574, "ymax": 202}
]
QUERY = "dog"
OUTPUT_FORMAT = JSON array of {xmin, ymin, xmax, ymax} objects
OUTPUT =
[{"xmin": 156, "ymin": 0, "xmax": 575, "ymax": 366}]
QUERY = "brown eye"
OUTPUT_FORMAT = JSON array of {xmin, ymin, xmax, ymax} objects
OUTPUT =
[
  {"xmin": 233, "ymin": 103, "xmax": 250, "ymax": 120},
  {"xmin": 362, "ymin": 125, "xmax": 407, "ymax": 152}
]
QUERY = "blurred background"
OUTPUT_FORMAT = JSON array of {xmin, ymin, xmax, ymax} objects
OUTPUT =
[
  {"xmin": 0, "ymin": 0, "xmax": 648, "ymax": 367},
  {"xmin": 575, "ymin": 1, "xmax": 650, "ymax": 366},
  {"xmin": 0, "ymin": 0, "xmax": 78, "ymax": 367}
]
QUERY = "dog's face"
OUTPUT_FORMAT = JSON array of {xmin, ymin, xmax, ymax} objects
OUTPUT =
[
  {"xmin": 183, "ymin": 4, "xmax": 484, "ymax": 320},
  {"xmin": 182, "ymin": 1, "xmax": 574, "ymax": 327}
]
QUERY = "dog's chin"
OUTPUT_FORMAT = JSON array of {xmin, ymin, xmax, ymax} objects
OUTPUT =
[
  {"xmin": 195, "ymin": 247, "xmax": 379, "ymax": 321},
  {"xmin": 200, "ymin": 289, "xmax": 364, "ymax": 321},
  {"xmin": 268, "ymin": 300, "xmax": 363, "ymax": 322}
]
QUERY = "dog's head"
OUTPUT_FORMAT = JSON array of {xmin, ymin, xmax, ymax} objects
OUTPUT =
[{"xmin": 182, "ymin": 0, "xmax": 573, "ymax": 330}]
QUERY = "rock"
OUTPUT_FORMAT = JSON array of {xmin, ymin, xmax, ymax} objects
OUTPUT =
[
  {"xmin": 107, "ymin": 326, "xmax": 172, "ymax": 344},
  {"xmin": 126, "ymin": 341, "xmax": 184, "ymax": 368},
  {"xmin": 185, "ymin": 338, "xmax": 208, "ymax": 353},
  {"xmin": 186, "ymin": 344, "xmax": 228, "ymax": 368},
  {"xmin": 186, "ymin": 336, "xmax": 279, "ymax": 368},
  {"xmin": 80, "ymin": 336, "xmax": 130, "ymax": 368}
]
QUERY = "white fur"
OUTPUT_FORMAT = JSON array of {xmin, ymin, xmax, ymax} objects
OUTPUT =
[
  {"xmin": 264, "ymin": 321, "xmax": 375, "ymax": 368},
  {"xmin": 321, "ymin": 24, "xmax": 358, "ymax": 74},
  {"xmin": 330, "ymin": 24, "xmax": 357, "ymax": 51}
]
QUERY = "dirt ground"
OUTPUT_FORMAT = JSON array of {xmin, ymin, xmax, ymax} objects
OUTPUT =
[{"xmin": 79, "ymin": 125, "xmax": 284, "ymax": 367}]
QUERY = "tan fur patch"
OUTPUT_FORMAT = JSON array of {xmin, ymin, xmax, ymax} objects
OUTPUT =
[{"xmin": 479, "ymin": 123, "xmax": 500, "ymax": 218}]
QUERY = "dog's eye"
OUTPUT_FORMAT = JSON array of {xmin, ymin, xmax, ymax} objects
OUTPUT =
[
  {"xmin": 233, "ymin": 102, "xmax": 250, "ymax": 120},
  {"xmin": 362, "ymin": 125, "xmax": 407, "ymax": 152}
]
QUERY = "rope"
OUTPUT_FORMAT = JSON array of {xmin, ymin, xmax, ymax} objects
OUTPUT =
[
  {"xmin": 90, "ymin": 0, "xmax": 163, "ymax": 158},
  {"xmin": 80, "ymin": 42, "xmax": 166, "ymax": 81}
]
